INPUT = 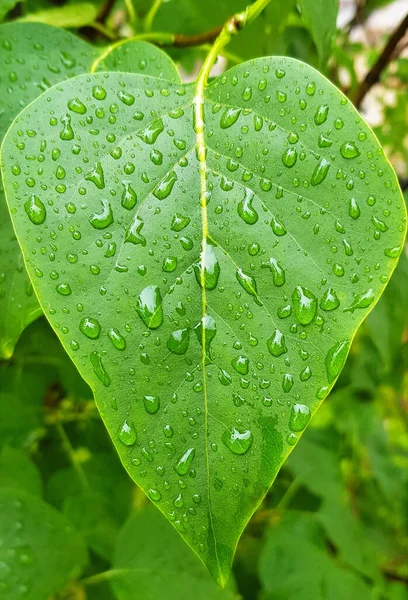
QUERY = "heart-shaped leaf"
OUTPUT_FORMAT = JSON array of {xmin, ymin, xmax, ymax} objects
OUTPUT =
[
  {"xmin": 2, "ymin": 57, "xmax": 406, "ymax": 583},
  {"xmin": 0, "ymin": 23, "xmax": 98, "ymax": 357}
]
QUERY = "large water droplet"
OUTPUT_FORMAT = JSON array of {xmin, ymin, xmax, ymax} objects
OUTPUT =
[
  {"xmin": 80, "ymin": 317, "xmax": 101, "ymax": 339},
  {"xmin": 311, "ymin": 158, "xmax": 330, "ymax": 186},
  {"xmin": 220, "ymin": 107, "xmax": 241, "ymax": 129},
  {"xmin": 89, "ymin": 199, "xmax": 113, "ymax": 229},
  {"xmin": 348, "ymin": 197, "xmax": 360, "ymax": 220},
  {"xmin": 238, "ymin": 188, "xmax": 258, "ymax": 224},
  {"xmin": 344, "ymin": 288, "xmax": 374, "ymax": 313},
  {"xmin": 326, "ymin": 339, "xmax": 349, "ymax": 382},
  {"xmin": 153, "ymin": 170, "xmax": 178, "ymax": 200},
  {"xmin": 270, "ymin": 215, "xmax": 287, "ymax": 236},
  {"xmin": 171, "ymin": 213, "xmax": 190, "ymax": 232},
  {"xmin": 90, "ymin": 351, "xmax": 111, "ymax": 387},
  {"xmin": 125, "ymin": 215, "xmax": 146, "ymax": 246},
  {"xmin": 194, "ymin": 314, "xmax": 216, "ymax": 356},
  {"xmin": 320, "ymin": 287, "xmax": 340, "ymax": 311},
  {"xmin": 143, "ymin": 395, "xmax": 160, "ymax": 414},
  {"xmin": 136, "ymin": 285, "xmax": 163, "ymax": 329},
  {"xmin": 85, "ymin": 161, "xmax": 105, "ymax": 189},
  {"xmin": 236, "ymin": 268, "xmax": 261, "ymax": 305},
  {"xmin": 174, "ymin": 448, "xmax": 195, "ymax": 475},
  {"xmin": 340, "ymin": 141, "xmax": 360, "ymax": 159},
  {"xmin": 121, "ymin": 181, "xmax": 137, "ymax": 210},
  {"xmin": 289, "ymin": 403, "xmax": 311, "ymax": 431},
  {"xmin": 107, "ymin": 328, "xmax": 126, "ymax": 350},
  {"xmin": 292, "ymin": 286, "xmax": 317, "ymax": 325},
  {"xmin": 314, "ymin": 104, "xmax": 329, "ymax": 125},
  {"xmin": 262, "ymin": 257, "xmax": 285, "ymax": 287},
  {"xmin": 137, "ymin": 118, "xmax": 164, "ymax": 144},
  {"xmin": 222, "ymin": 427, "xmax": 253, "ymax": 454},
  {"xmin": 231, "ymin": 355, "xmax": 249, "ymax": 375},
  {"xmin": 194, "ymin": 243, "xmax": 220, "ymax": 290},
  {"xmin": 118, "ymin": 420, "xmax": 136, "ymax": 445},
  {"xmin": 167, "ymin": 328, "xmax": 190, "ymax": 355},
  {"xmin": 282, "ymin": 147, "xmax": 297, "ymax": 168},
  {"xmin": 267, "ymin": 329, "xmax": 287, "ymax": 357},
  {"xmin": 24, "ymin": 195, "xmax": 46, "ymax": 225}
]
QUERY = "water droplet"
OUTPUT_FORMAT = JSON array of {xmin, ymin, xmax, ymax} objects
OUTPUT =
[
  {"xmin": 282, "ymin": 373, "xmax": 294, "ymax": 392},
  {"xmin": 118, "ymin": 420, "xmax": 136, "ymax": 445},
  {"xmin": 194, "ymin": 243, "xmax": 220, "ymax": 290},
  {"xmin": 80, "ymin": 317, "xmax": 101, "ymax": 339},
  {"xmin": 107, "ymin": 328, "xmax": 126, "ymax": 350},
  {"xmin": 148, "ymin": 488, "xmax": 161, "ymax": 502},
  {"xmin": 326, "ymin": 339, "xmax": 349, "ymax": 383},
  {"xmin": 136, "ymin": 285, "xmax": 163, "ymax": 329},
  {"xmin": 344, "ymin": 288, "xmax": 374, "ymax": 313},
  {"xmin": 174, "ymin": 448, "xmax": 195, "ymax": 475},
  {"xmin": 292, "ymin": 286, "xmax": 317, "ymax": 325},
  {"xmin": 163, "ymin": 256, "xmax": 177, "ymax": 272},
  {"xmin": 222, "ymin": 427, "xmax": 253, "ymax": 454},
  {"xmin": 372, "ymin": 216, "xmax": 388, "ymax": 232},
  {"xmin": 56, "ymin": 282, "xmax": 71, "ymax": 296},
  {"xmin": 238, "ymin": 188, "xmax": 258, "ymax": 224},
  {"xmin": 68, "ymin": 97, "xmax": 86, "ymax": 114},
  {"xmin": 171, "ymin": 213, "xmax": 190, "ymax": 232},
  {"xmin": 314, "ymin": 104, "xmax": 329, "ymax": 125},
  {"xmin": 340, "ymin": 141, "xmax": 360, "ymax": 159},
  {"xmin": 282, "ymin": 147, "xmax": 297, "ymax": 168},
  {"xmin": 143, "ymin": 395, "xmax": 160, "ymax": 414},
  {"xmin": 289, "ymin": 403, "xmax": 311, "ymax": 431},
  {"xmin": 220, "ymin": 107, "xmax": 241, "ymax": 129},
  {"xmin": 85, "ymin": 161, "xmax": 105, "ymax": 189},
  {"xmin": 270, "ymin": 215, "xmax": 287, "ymax": 236},
  {"xmin": 320, "ymin": 287, "xmax": 340, "ymax": 311},
  {"xmin": 60, "ymin": 113, "xmax": 74, "ymax": 140},
  {"xmin": 90, "ymin": 351, "xmax": 111, "ymax": 387},
  {"xmin": 24, "ymin": 195, "xmax": 46, "ymax": 224},
  {"xmin": 262, "ymin": 257, "xmax": 285, "ymax": 286},
  {"xmin": 137, "ymin": 118, "xmax": 164, "ymax": 144},
  {"xmin": 167, "ymin": 328, "xmax": 190, "ymax": 355},
  {"xmin": 125, "ymin": 215, "xmax": 146, "ymax": 246},
  {"xmin": 236, "ymin": 268, "xmax": 261, "ymax": 304},
  {"xmin": 89, "ymin": 199, "xmax": 113, "ymax": 229},
  {"xmin": 121, "ymin": 182, "xmax": 137, "ymax": 210},
  {"xmin": 311, "ymin": 158, "xmax": 330, "ymax": 186},
  {"xmin": 384, "ymin": 246, "xmax": 401, "ymax": 258},
  {"xmin": 194, "ymin": 314, "xmax": 216, "ymax": 356},
  {"xmin": 231, "ymin": 355, "xmax": 249, "ymax": 375},
  {"xmin": 267, "ymin": 329, "xmax": 287, "ymax": 357},
  {"xmin": 349, "ymin": 197, "xmax": 360, "ymax": 219},
  {"xmin": 153, "ymin": 170, "xmax": 177, "ymax": 200}
]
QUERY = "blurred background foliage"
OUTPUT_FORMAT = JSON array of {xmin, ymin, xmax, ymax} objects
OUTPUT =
[{"xmin": 0, "ymin": 0, "xmax": 407, "ymax": 598}]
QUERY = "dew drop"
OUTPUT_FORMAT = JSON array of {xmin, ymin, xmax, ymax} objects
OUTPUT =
[
  {"xmin": 174, "ymin": 448, "xmax": 195, "ymax": 475},
  {"xmin": 292, "ymin": 286, "xmax": 317, "ymax": 325},
  {"xmin": 326, "ymin": 339, "xmax": 349, "ymax": 383},
  {"xmin": 90, "ymin": 351, "xmax": 111, "ymax": 387},
  {"xmin": 80, "ymin": 317, "xmax": 101, "ymax": 339},
  {"xmin": 267, "ymin": 329, "xmax": 287, "ymax": 357},
  {"xmin": 220, "ymin": 107, "xmax": 241, "ymax": 129},
  {"xmin": 320, "ymin": 287, "xmax": 340, "ymax": 311},
  {"xmin": 311, "ymin": 158, "xmax": 331, "ymax": 186},
  {"xmin": 107, "ymin": 328, "xmax": 126, "ymax": 350},
  {"xmin": 137, "ymin": 118, "xmax": 164, "ymax": 144},
  {"xmin": 222, "ymin": 427, "xmax": 253, "ymax": 455},
  {"xmin": 340, "ymin": 141, "xmax": 360, "ymax": 159},
  {"xmin": 194, "ymin": 243, "xmax": 220, "ymax": 290},
  {"xmin": 136, "ymin": 285, "xmax": 163, "ymax": 329},
  {"xmin": 289, "ymin": 403, "xmax": 311, "ymax": 431},
  {"xmin": 24, "ymin": 195, "xmax": 46, "ymax": 225},
  {"xmin": 89, "ymin": 199, "xmax": 113, "ymax": 229},
  {"xmin": 238, "ymin": 188, "xmax": 258, "ymax": 224},
  {"xmin": 261, "ymin": 257, "xmax": 285, "ymax": 287},
  {"xmin": 344, "ymin": 288, "xmax": 374, "ymax": 313},
  {"xmin": 143, "ymin": 395, "xmax": 160, "ymax": 414},
  {"xmin": 118, "ymin": 420, "xmax": 136, "ymax": 446},
  {"xmin": 167, "ymin": 328, "xmax": 190, "ymax": 355}
]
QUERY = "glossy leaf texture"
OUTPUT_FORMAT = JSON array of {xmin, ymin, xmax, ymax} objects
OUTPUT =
[
  {"xmin": 0, "ymin": 23, "xmax": 98, "ymax": 358},
  {"xmin": 0, "ymin": 488, "xmax": 88, "ymax": 600},
  {"xmin": 2, "ymin": 57, "xmax": 406, "ymax": 584},
  {"xmin": 93, "ymin": 39, "xmax": 181, "ymax": 82}
]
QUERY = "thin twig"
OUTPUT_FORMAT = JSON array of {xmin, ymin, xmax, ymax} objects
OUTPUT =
[
  {"xmin": 353, "ymin": 11, "xmax": 408, "ymax": 108},
  {"xmin": 96, "ymin": 0, "xmax": 116, "ymax": 24}
]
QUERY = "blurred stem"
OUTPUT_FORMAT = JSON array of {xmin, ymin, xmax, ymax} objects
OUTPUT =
[
  {"xmin": 56, "ymin": 422, "xmax": 90, "ymax": 491},
  {"xmin": 144, "ymin": 0, "xmax": 163, "ymax": 32},
  {"xmin": 353, "ymin": 11, "xmax": 408, "ymax": 107},
  {"xmin": 277, "ymin": 477, "xmax": 301, "ymax": 510},
  {"xmin": 81, "ymin": 569, "xmax": 132, "ymax": 586},
  {"xmin": 124, "ymin": 0, "xmax": 137, "ymax": 25},
  {"xmin": 88, "ymin": 21, "xmax": 117, "ymax": 40}
]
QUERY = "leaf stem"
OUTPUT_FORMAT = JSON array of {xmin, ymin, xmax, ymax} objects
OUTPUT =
[
  {"xmin": 124, "ymin": 0, "xmax": 137, "ymax": 25},
  {"xmin": 144, "ymin": 0, "xmax": 163, "ymax": 32},
  {"xmin": 56, "ymin": 421, "xmax": 90, "ymax": 491},
  {"xmin": 353, "ymin": 10, "xmax": 408, "ymax": 108}
]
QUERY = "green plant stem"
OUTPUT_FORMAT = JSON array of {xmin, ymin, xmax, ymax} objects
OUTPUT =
[
  {"xmin": 277, "ymin": 477, "xmax": 301, "ymax": 510},
  {"xmin": 56, "ymin": 422, "xmax": 90, "ymax": 491},
  {"xmin": 144, "ymin": 0, "xmax": 163, "ymax": 32},
  {"xmin": 124, "ymin": 0, "xmax": 137, "ymax": 25}
]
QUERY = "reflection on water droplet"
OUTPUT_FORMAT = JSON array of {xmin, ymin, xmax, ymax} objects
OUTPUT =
[
  {"xmin": 121, "ymin": 181, "xmax": 137, "ymax": 210},
  {"xmin": 118, "ymin": 420, "xmax": 136, "ymax": 445},
  {"xmin": 292, "ymin": 286, "xmax": 317, "ymax": 325},
  {"xmin": 349, "ymin": 197, "xmax": 360, "ymax": 220},
  {"xmin": 326, "ymin": 339, "xmax": 349, "ymax": 383},
  {"xmin": 289, "ymin": 403, "xmax": 311, "ymax": 431},
  {"xmin": 194, "ymin": 314, "xmax": 216, "ymax": 356},
  {"xmin": 137, "ymin": 118, "xmax": 164, "ymax": 144},
  {"xmin": 384, "ymin": 246, "xmax": 401, "ymax": 258},
  {"xmin": 236, "ymin": 268, "xmax": 261, "ymax": 304},
  {"xmin": 153, "ymin": 170, "xmax": 178, "ymax": 200},
  {"xmin": 80, "ymin": 317, "xmax": 101, "ymax": 339},
  {"xmin": 314, "ymin": 104, "xmax": 329, "ymax": 125},
  {"xmin": 270, "ymin": 215, "xmax": 287, "ymax": 236},
  {"xmin": 89, "ymin": 199, "xmax": 113, "ymax": 229},
  {"xmin": 171, "ymin": 213, "xmax": 190, "ymax": 232},
  {"xmin": 282, "ymin": 147, "xmax": 297, "ymax": 168},
  {"xmin": 340, "ymin": 141, "xmax": 360, "ymax": 159},
  {"xmin": 231, "ymin": 355, "xmax": 249, "ymax": 375},
  {"xmin": 24, "ymin": 195, "xmax": 46, "ymax": 224},
  {"xmin": 174, "ymin": 447, "xmax": 195, "ymax": 475},
  {"xmin": 222, "ymin": 427, "xmax": 253, "ymax": 454},
  {"xmin": 56, "ymin": 283, "xmax": 72, "ymax": 296},
  {"xmin": 85, "ymin": 161, "xmax": 105, "ymax": 189},
  {"xmin": 125, "ymin": 214, "xmax": 146, "ymax": 246},
  {"xmin": 107, "ymin": 328, "xmax": 126, "ymax": 350},
  {"xmin": 262, "ymin": 257, "xmax": 285, "ymax": 287},
  {"xmin": 194, "ymin": 243, "xmax": 220, "ymax": 290},
  {"xmin": 220, "ymin": 107, "xmax": 241, "ymax": 129},
  {"xmin": 136, "ymin": 285, "xmax": 163, "ymax": 329}
]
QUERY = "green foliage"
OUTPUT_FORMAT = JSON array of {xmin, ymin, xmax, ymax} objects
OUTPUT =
[{"xmin": 0, "ymin": 0, "xmax": 407, "ymax": 598}]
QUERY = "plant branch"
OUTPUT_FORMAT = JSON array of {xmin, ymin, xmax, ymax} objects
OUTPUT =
[
  {"xmin": 56, "ymin": 422, "xmax": 90, "ymax": 491},
  {"xmin": 144, "ymin": 0, "xmax": 163, "ymax": 32},
  {"xmin": 96, "ymin": 0, "xmax": 116, "ymax": 24},
  {"xmin": 353, "ymin": 11, "xmax": 408, "ymax": 108}
]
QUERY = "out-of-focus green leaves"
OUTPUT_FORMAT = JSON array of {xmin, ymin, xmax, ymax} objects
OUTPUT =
[
  {"xmin": 298, "ymin": 0, "xmax": 338, "ymax": 66},
  {"xmin": 0, "ymin": 0, "xmax": 20, "ymax": 21},
  {"xmin": 18, "ymin": 2, "xmax": 99, "ymax": 27},
  {"xmin": 0, "ymin": 488, "xmax": 88, "ymax": 600},
  {"xmin": 0, "ymin": 447, "xmax": 42, "ymax": 495},
  {"xmin": 109, "ymin": 506, "xmax": 239, "ymax": 600}
]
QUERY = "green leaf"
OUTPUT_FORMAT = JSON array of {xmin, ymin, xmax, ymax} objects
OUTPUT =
[
  {"xmin": 0, "ymin": 0, "xmax": 20, "ymax": 21},
  {"xmin": 0, "ymin": 23, "xmax": 98, "ymax": 358},
  {"xmin": 109, "ymin": 506, "xmax": 238, "ymax": 600},
  {"xmin": 94, "ymin": 40, "xmax": 181, "ymax": 82},
  {"xmin": 0, "ymin": 488, "xmax": 88, "ymax": 600},
  {"xmin": 18, "ymin": 3, "xmax": 99, "ymax": 28},
  {"xmin": 2, "ymin": 57, "xmax": 406, "ymax": 583},
  {"xmin": 0, "ymin": 447, "xmax": 42, "ymax": 496},
  {"xmin": 299, "ymin": 0, "xmax": 339, "ymax": 66},
  {"xmin": 259, "ymin": 512, "xmax": 373, "ymax": 599}
]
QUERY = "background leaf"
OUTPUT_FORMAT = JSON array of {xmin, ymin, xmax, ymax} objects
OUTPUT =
[
  {"xmin": 0, "ymin": 488, "xmax": 88, "ymax": 600},
  {"xmin": 298, "ymin": 0, "xmax": 339, "ymax": 66}
]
